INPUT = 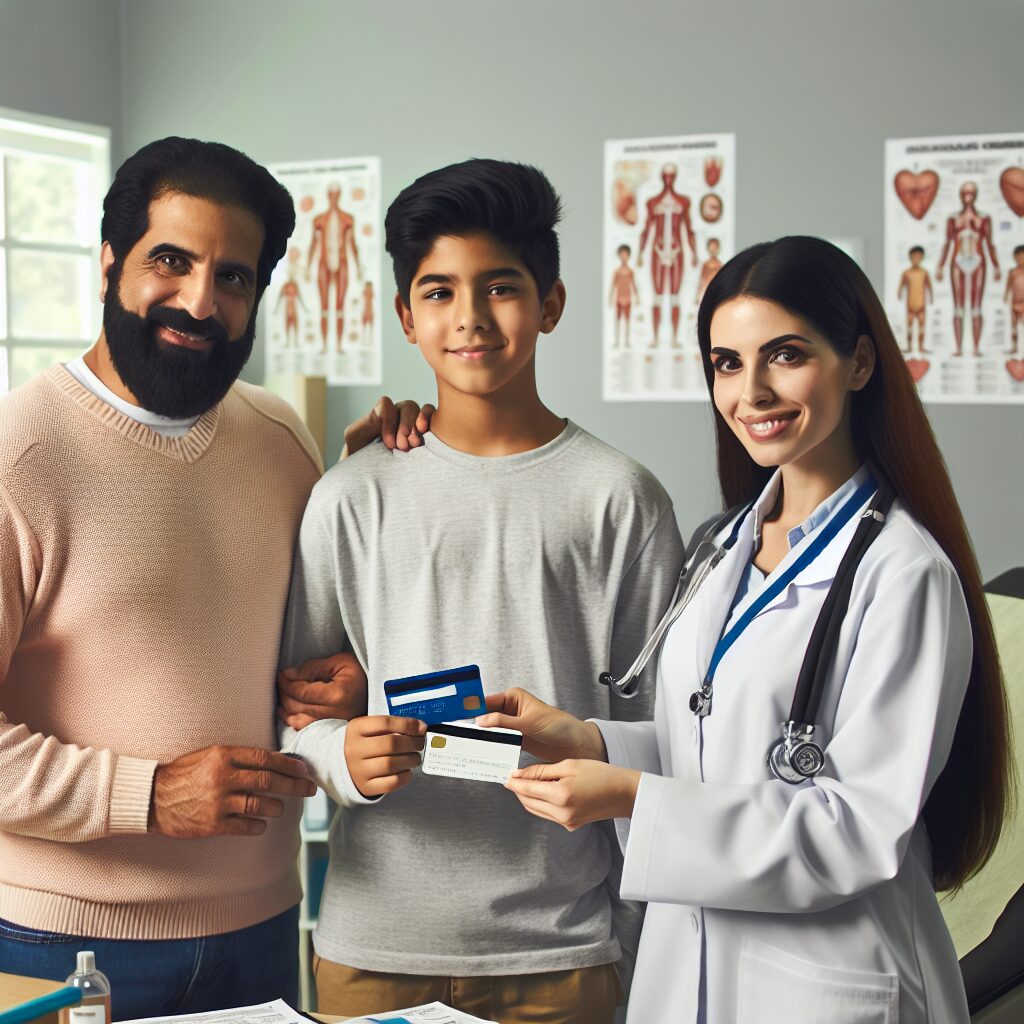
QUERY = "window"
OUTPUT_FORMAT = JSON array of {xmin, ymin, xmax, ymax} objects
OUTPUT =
[{"xmin": 0, "ymin": 108, "xmax": 110, "ymax": 395}]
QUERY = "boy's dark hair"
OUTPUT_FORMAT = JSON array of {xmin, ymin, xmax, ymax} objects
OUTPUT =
[
  {"xmin": 909, "ymin": 245, "xmax": 925, "ymax": 257},
  {"xmin": 101, "ymin": 137, "xmax": 295, "ymax": 299},
  {"xmin": 385, "ymin": 159, "xmax": 562, "ymax": 305},
  {"xmin": 1014, "ymin": 244, "xmax": 1024, "ymax": 257},
  {"xmin": 617, "ymin": 244, "xmax": 631, "ymax": 256}
]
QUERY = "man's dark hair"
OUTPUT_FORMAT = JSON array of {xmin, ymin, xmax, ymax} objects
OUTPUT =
[
  {"xmin": 385, "ymin": 159, "xmax": 562, "ymax": 305},
  {"xmin": 909, "ymin": 245, "xmax": 925, "ymax": 257},
  {"xmin": 101, "ymin": 137, "xmax": 295, "ymax": 298}
]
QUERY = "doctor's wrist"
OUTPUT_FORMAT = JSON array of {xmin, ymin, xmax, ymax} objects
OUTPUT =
[{"xmin": 578, "ymin": 721, "xmax": 609, "ymax": 763}]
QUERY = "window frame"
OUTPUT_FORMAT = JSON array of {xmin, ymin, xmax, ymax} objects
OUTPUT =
[{"xmin": 0, "ymin": 106, "xmax": 110, "ymax": 394}]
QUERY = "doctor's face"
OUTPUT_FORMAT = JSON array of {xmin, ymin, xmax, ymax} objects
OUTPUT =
[{"xmin": 708, "ymin": 297, "xmax": 872, "ymax": 476}]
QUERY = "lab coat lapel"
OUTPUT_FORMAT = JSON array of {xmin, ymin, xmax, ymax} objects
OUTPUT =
[
  {"xmin": 738, "ymin": 505, "xmax": 863, "ymax": 621},
  {"xmin": 693, "ymin": 511, "xmax": 757, "ymax": 683}
]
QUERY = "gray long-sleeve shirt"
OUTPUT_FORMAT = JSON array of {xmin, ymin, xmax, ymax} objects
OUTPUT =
[{"xmin": 280, "ymin": 422, "xmax": 685, "ymax": 975}]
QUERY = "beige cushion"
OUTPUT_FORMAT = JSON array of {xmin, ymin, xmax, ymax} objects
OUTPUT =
[{"xmin": 940, "ymin": 594, "xmax": 1024, "ymax": 957}]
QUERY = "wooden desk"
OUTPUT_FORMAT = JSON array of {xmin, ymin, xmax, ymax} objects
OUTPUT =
[{"xmin": 0, "ymin": 973, "xmax": 79, "ymax": 1024}]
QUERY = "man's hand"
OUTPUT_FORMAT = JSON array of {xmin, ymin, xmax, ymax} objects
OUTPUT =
[
  {"xmin": 341, "ymin": 396, "xmax": 435, "ymax": 458},
  {"xmin": 476, "ymin": 688, "xmax": 607, "ymax": 764},
  {"xmin": 505, "ymin": 759, "xmax": 641, "ymax": 831},
  {"xmin": 344, "ymin": 715, "xmax": 426, "ymax": 798},
  {"xmin": 149, "ymin": 746, "xmax": 316, "ymax": 838},
  {"xmin": 277, "ymin": 653, "xmax": 368, "ymax": 730}
]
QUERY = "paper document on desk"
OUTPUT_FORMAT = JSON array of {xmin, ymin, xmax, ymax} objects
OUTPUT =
[
  {"xmin": 119, "ymin": 998, "xmax": 308, "ymax": 1024},
  {"xmin": 344, "ymin": 1001, "xmax": 496, "ymax": 1023}
]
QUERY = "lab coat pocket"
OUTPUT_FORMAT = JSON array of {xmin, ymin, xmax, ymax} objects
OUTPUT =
[{"xmin": 737, "ymin": 938, "xmax": 899, "ymax": 1024}]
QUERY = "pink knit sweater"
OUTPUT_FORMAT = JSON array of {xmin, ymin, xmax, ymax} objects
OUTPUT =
[{"xmin": 0, "ymin": 365, "xmax": 322, "ymax": 939}]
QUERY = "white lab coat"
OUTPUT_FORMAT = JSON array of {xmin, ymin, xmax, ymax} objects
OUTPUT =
[{"xmin": 597, "ymin": 473, "xmax": 972, "ymax": 1024}]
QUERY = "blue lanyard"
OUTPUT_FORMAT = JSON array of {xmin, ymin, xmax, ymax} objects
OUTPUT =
[{"xmin": 704, "ymin": 476, "xmax": 877, "ymax": 686}]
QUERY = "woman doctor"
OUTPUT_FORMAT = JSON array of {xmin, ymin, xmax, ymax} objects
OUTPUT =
[{"xmin": 478, "ymin": 237, "xmax": 1012, "ymax": 1024}]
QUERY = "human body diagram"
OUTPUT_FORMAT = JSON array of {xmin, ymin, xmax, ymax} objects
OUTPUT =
[
  {"xmin": 935, "ymin": 182, "xmax": 1001, "ymax": 356},
  {"xmin": 637, "ymin": 164, "xmax": 697, "ymax": 348},
  {"xmin": 307, "ymin": 184, "xmax": 362, "ymax": 354},
  {"xmin": 897, "ymin": 247, "xmax": 933, "ymax": 353},
  {"xmin": 608, "ymin": 244, "xmax": 640, "ymax": 348},
  {"xmin": 273, "ymin": 249, "xmax": 308, "ymax": 349},
  {"xmin": 696, "ymin": 238, "xmax": 722, "ymax": 303},
  {"xmin": 1004, "ymin": 246, "xmax": 1024, "ymax": 354}
]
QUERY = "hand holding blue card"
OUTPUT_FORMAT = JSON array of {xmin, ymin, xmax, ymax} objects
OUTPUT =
[{"xmin": 384, "ymin": 665, "xmax": 486, "ymax": 725}]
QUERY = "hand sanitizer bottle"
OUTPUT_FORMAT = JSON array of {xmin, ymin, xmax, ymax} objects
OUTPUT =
[{"xmin": 61, "ymin": 951, "xmax": 111, "ymax": 1024}]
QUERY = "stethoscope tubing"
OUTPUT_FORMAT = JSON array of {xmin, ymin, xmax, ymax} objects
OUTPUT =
[{"xmin": 602, "ymin": 476, "xmax": 897, "ymax": 732}]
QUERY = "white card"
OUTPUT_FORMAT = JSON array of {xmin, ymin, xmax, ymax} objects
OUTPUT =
[{"xmin": 421, "ymin": 721, "xmax": 522, "ymax": 784}]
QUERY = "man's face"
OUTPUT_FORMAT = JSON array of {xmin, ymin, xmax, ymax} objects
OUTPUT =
[
  {"xmin": 100, "ymin": 192, "xmax": 264, "ymax": 418},
  {"xmin": 395, "ymin": 232, "xmax": 564, "ymax": 403},
  {"xmin": 960, "ymin": 183, "xmax": 977, "ymax": 207}
]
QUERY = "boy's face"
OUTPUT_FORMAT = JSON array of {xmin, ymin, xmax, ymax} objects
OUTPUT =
[
  {"xmin": 1015, "ymin": 251, "xmax": 1024, "ymax": 268},
  {"xmin": 910, "ymin": 251, "xmax": 923, "ymax": 267},
  {"xmin": 396, "ymin": 232, "xmax": 564, "ymax": 400}
]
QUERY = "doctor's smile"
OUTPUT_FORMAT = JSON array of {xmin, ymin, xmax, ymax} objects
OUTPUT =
[{"xmin": 738, "ymin": 411, "xmax": 799, "ymax": 440}]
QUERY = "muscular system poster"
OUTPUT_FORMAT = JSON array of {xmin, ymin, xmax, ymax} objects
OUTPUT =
[
  {"xmin": 263, "ymin": 157, "xmax": 382, "ymax": 385},
  {"xmin": 603, "ymin": 133, "xmax": 735, "ymax": 402},
  {"xmin": 884, "ymin": 133, "xmax": 1024, "ymax": 402}
]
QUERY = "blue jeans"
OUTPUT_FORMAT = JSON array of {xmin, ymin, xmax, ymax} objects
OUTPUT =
[{"xmin": 0, "ymin": 905, "xmax": 299, "ymax": 1019}]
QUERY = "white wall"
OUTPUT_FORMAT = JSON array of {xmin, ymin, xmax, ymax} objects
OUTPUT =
[
  {"xmin": 21, "ymin": 0, "xmax": 1024, "ymax": 578},
  {"xmin": 0, "ymin": 0, "xmax": 121, "ymax": 152}
]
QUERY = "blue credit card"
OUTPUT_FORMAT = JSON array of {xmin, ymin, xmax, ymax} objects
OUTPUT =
[{"xmin": 384, "ymin": 664, "xmax": 485, "ymax": 724}]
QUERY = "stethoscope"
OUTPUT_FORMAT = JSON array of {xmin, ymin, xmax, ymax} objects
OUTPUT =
[{"xmin": 600, "ymin": 475, "xmax": 897, "ymax": 784}]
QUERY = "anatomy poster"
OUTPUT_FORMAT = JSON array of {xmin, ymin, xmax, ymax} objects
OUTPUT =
[
  {"xmin": 263, "ymin": 157, "xmax": 382, "ymax": 385},
  {"xmin": 603, "ymin": 133, "xmax": 735, "ymax": 402},
  {"xmin": 885, "ymin": 133, "xmax": 1024, "ymax": 402}
]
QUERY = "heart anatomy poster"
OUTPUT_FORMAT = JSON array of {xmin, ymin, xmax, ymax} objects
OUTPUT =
[
  {"xmin": 603, "ymin": 134, "xmax": 735, "ymax": 401},
  {"xmin": 885, "ymin": 133, "xmax": 1024, "ymax": 402},
  {"xmin": 263, "ymin": 157, "xmax": 382, "ymax": 385}
]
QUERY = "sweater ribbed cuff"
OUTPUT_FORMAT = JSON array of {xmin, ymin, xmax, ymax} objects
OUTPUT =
[{"xmin": 109, "ymin": 756, "xmax": 159, "ymax": 834}]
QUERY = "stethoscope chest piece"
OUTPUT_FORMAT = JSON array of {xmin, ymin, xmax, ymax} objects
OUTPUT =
[{"xmin": 767, "ymin": 721, "xmax": 825, "ymax": 784}]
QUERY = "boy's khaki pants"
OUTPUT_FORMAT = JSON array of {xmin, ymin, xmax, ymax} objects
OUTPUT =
[{"xmin": 313, "ymin": 955, "xmax": 622, "ymax": 1024}]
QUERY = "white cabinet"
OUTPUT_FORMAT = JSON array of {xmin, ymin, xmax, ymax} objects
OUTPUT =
[{"xmin": 298, "ymin": 790, "xmax": 335, "ymax": 1011}]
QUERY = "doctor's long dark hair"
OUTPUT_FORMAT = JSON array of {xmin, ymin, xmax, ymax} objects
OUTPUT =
[{"xmin": 696, "ymin": 236, "xmax": 1012, "ymax": 892}]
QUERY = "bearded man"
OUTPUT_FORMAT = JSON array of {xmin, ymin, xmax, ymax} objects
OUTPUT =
[{"xmin": 0, "ymin": 138, "xmax": 363, "ymax": 1015}]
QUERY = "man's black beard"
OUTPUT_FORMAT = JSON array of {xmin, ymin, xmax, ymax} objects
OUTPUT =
[{"xmin": 102, "ymin": 266, "xmax": 256, "ymax": 419}]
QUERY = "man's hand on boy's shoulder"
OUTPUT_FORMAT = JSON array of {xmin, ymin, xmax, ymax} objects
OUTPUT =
[
  {"xmin": 341, "ymin": 396, "xmax": 435, "ymax": 459},
  {"xmin": 277, "ymin": 652, "xmax": 368, "ymax": 730}
]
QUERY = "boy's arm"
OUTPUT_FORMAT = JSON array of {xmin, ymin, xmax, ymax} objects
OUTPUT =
[
  {"xmin": 277, "ymin": 496, "xmax": 376, "ymax": 808},
  {"xmin": 898, "ymin": 270, "xmax": 907, "ymax": 300},
  {"xmin": 599, "ymin": 502, "xmax": 685, "ymax": 996},
  {"xmin": 925, "ymin": 271, "xmax": 933, "ymax": 302},
  {"xmin": 607, "ymin": 505, "xmax": 686, "ymax": 726}
]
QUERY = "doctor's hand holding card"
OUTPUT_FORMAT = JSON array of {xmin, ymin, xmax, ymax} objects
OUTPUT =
[{"xmin": 476, "ymin": 687, "xmax": 608, "ymax": 764}]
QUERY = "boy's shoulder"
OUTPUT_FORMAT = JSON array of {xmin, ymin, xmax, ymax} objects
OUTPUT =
[
  {"xmin": 307, "ymin": 423, "xmax": 673, "ymax": 521},
  {"xmin": 308, "ymin": 438, "xmax": 413, "ymax": 502},
  {"xmin": 562, "ymin": 423, "xmax": 673, "ymax": 517}
]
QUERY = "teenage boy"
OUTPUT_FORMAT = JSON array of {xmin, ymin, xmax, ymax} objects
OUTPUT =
[{"xmin": 280, "ymin": 159, "xmax": 685, "ymax": 1023}]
